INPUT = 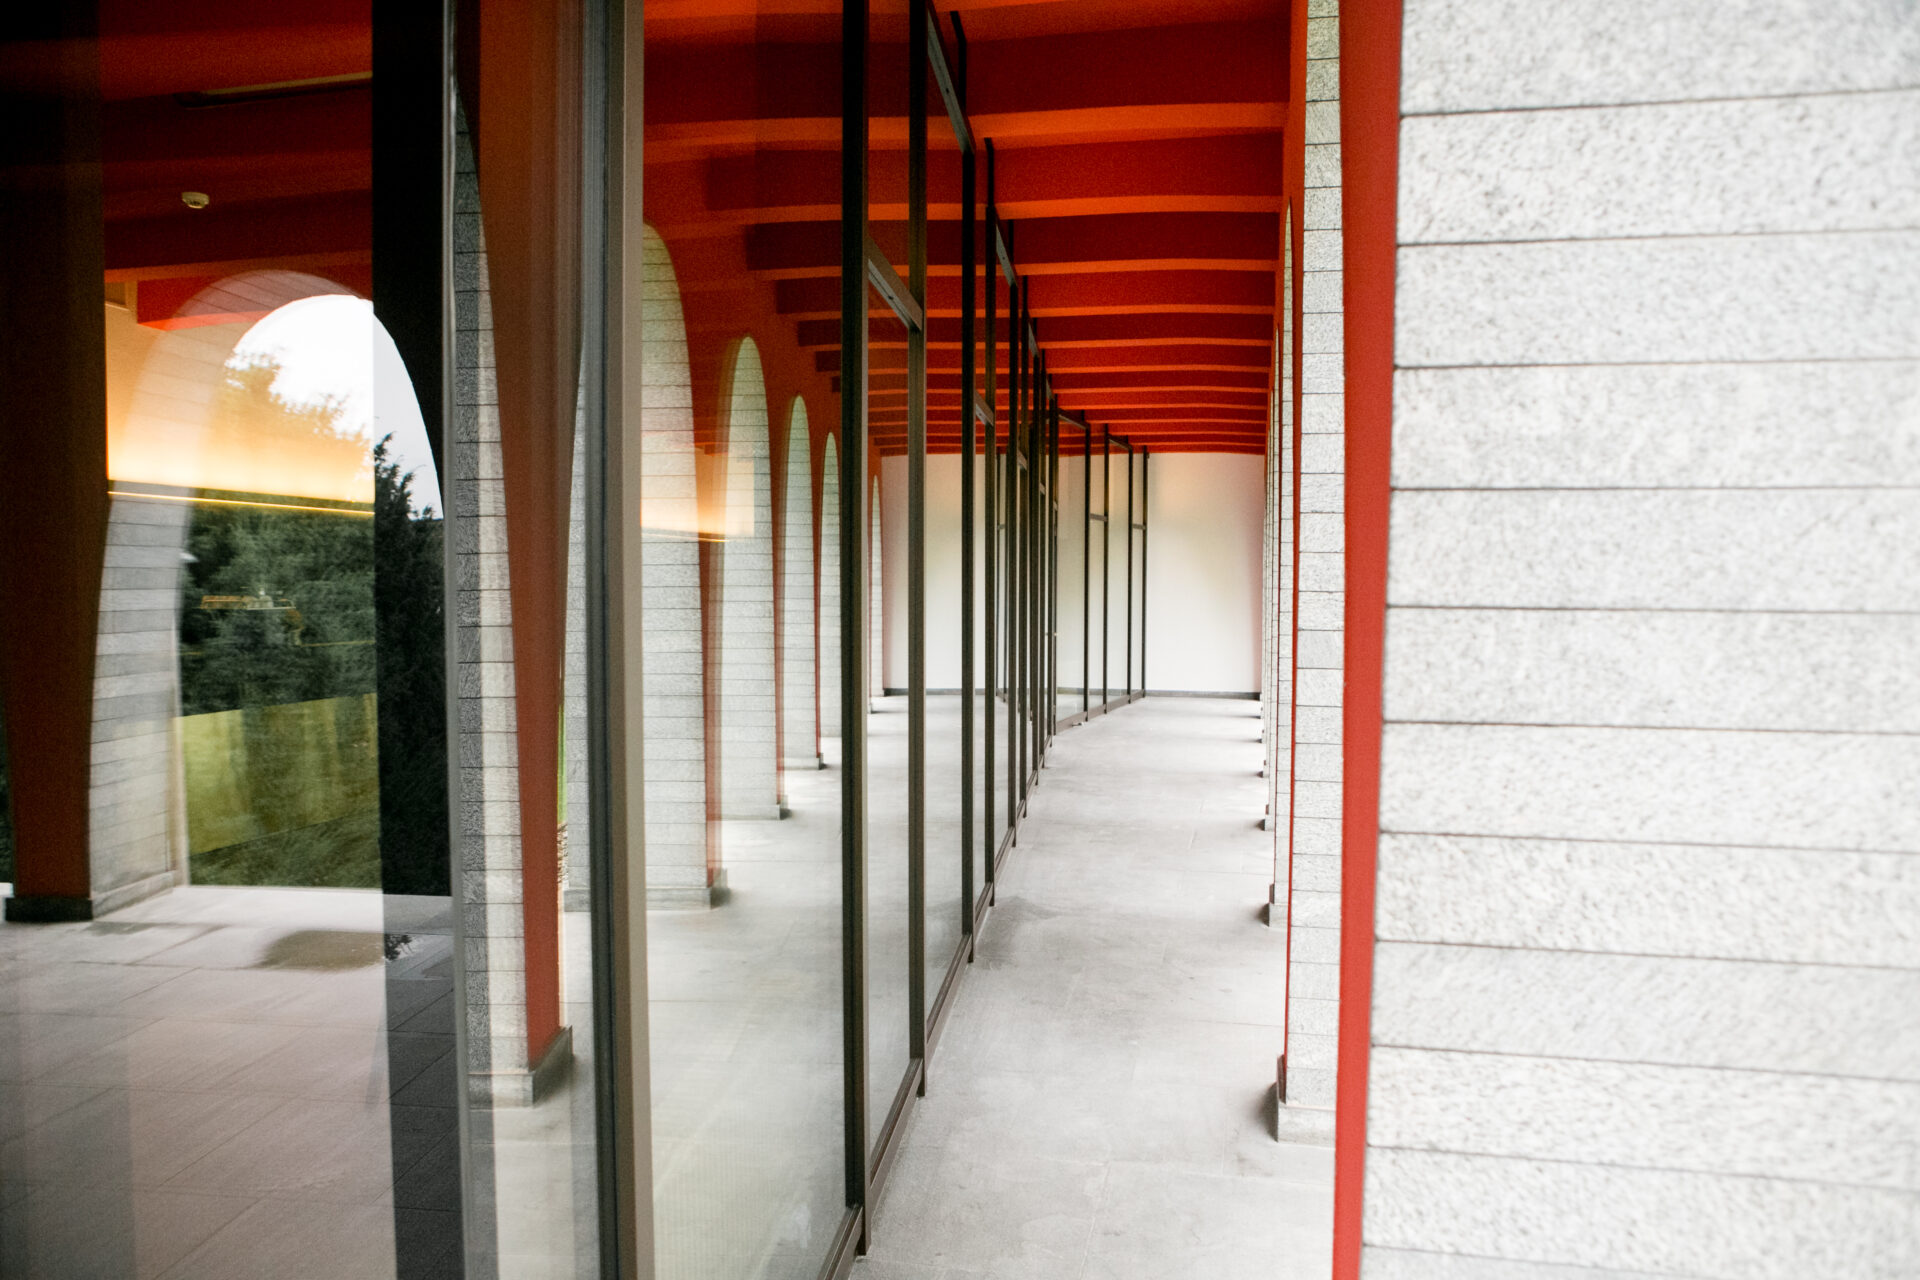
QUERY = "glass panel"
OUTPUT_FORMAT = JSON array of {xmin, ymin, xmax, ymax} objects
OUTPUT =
[
  {"xmin": 0, "ymin": 702, "xmax": 11, "ymax": 887},
  {"xmin": 1056, "ymin": 423, "xmax": 1087, "ymax": 718},
  {"xmin": 641, "ymin": 1, "xmax": 847, "ymax": 1272},
  {"xmin": 865, "ymin": 295, "xmax": 912, "ymax": 1160},
  {"xmin": 0, "ymin": 8, "xmax": 486, "ymax": 1269},
  {"xmin": 1134, "ymin": 453, "xmax": 1149, "ymax": 694},
  {"xmin": 925, "ymin": 112, "xmax": 967, "ymax": 1013},
  {"xmin": 1113, "ymin": 443, "xmax": 1121, "ymax": 706}
]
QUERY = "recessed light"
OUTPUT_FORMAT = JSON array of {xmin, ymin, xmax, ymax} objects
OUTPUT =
[{"xmin": 182, "ymin": 191, "xmax": 210, "ymax": 210}]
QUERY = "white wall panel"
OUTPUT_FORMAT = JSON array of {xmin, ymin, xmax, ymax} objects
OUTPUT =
[
  {"xmin": 1381, "ymin": 723, "xmax": 1920, "ymax": 852},
  {"xmin": 1401, "ymin": 0, "xmax": 1920, "ymax": 112},
  {"xmin": 1138, "ymin": 453, "xmax": 1262, "ymax": 693},
  {"xmin": 1397, "ymin": 232, "xmax": 1920, "ymax": 368},
  {"xmin": 1376, "ymin": 834, "xmax": 1920, "ymax": 968},
  {"xmin": 1362, "ymin": 1149, "xmax": 1920, "ymax": 1280},
  {"xmin": 1371, "ymin": 943, "xmax": 1920, "ymax": 1082},
  {"xmin": 1388, "ymin": 489, "xmax": 1920, "ymax": 612},
  {"xmin": 1400, "ymin": 92, "xmax": 1920, "ymax": 244},
  {"xmin": 1383, "ymin": 609, "xmax": 1920, "ymax": 733},
  {"xmin": 1363, "ymin": 1249, "xmax": 1673, "ymax": 1280},
  {"xmin": 1368, "ymin": 1047, "xmax": 1920, "ymax": 1189},
  {"xmin": 1393, "ymin": 362, "xmax": 1920, "ymax": 489}
]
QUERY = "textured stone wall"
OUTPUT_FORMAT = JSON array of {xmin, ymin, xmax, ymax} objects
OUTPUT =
[
  {"xmin": 451, "ymin": 120, "xmax": 530, "ymax": 1096},
  {"xmin": 89, "ymin": 492, "xmax": 191, "ymax": 912},
  {"xmin": 638, "ymin": 229, "xmax": 713, "ymax": 906},
  {"xmin": 1365, "ymin": 2, "xmax": 1920, "ymax": 1272},
  {"xmin": 1282, "ymin": 0, "xmax": 1344, "ymax": 1132},
  {"xmin": 780, "ymin": 402, "xmax": 820, "ymax": 769},
  {"xmin": 563, "ymin": 394, "xmax": 591, "ymax": 913},
  {"xmin": 868, "ymin": 474, "xmax": 883, "ymax": 704},
  {"xmin": 1266, "ymin": 222, "xmax": 1295, "ymax": 886}
]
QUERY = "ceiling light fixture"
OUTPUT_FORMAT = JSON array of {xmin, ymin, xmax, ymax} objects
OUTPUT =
[{"xmin": 181, "ymin": 191, "xmax": 210, "ymax": 210}]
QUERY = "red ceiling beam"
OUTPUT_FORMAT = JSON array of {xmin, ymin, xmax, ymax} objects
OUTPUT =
[
  {"xmin": 749, "ymin": 211, "xmax": 1279, "ymax": 279},
  {"xmin": 820, "ymin": 342, "xmax": 1267, "ymax": 376},
  {"xmin": 795, "ymin": 311, "xmax": 1274, "ymax": 350},
  {"xmin": 98, "ymin": 0, "xmax": 371, "ymax": 100},
  {"xmin": 774, "ymin": 269, "xmax": 1275, "ymax": 320},
  {"xmin": 704, "ymin": 133, "xmax": 1282, "ymax": 224},
  {"xmin": 646, "ymin": 21, "xmax": 1282, "ymax": 149}
]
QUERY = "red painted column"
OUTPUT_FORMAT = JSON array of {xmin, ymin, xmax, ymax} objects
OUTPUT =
[
  {"xmin": 1334, "ymin": 0, "xmax": 1401, "ymax": 1274},
  {"xmin": 0, "ymin": 10, "xmax": 109, "ymax": 922},
  {"xmin": 474, "ymin": 0, "xmax": 584, "ymax": 1068}
]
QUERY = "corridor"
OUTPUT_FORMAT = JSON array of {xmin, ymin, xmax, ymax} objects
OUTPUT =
[{"xmin": 856, "ymin": 699, "xmax": 1332, "ymax": 1280}]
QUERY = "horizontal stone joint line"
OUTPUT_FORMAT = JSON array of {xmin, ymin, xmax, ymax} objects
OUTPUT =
[
  {"xmin": 1371, "ymin": 935, "xmax": 1920, "ymax": 973},
  {"xmin": 1398, "ymin": 82, "xmax": 1920, "ymax": 121},
  {"xmin": 1365, "ymin": 1132, "xmax": 1920, "ymax": 1195}
]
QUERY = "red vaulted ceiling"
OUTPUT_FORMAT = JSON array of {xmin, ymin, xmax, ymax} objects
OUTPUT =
[
  {"xmin": 647, "ymin": 0, "xmax": 1287, "ymax": 455},
  {"xmin": 97, "ymin": 0, "xmax": 375, "ymax": 314},
  {"xmin": 99, "ymin": 0, "xmax": 1287, "ymax": 453}
]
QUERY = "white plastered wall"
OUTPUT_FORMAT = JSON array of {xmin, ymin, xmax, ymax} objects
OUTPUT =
[
  {"xmin": 882, "ymin": 451, "xmax": 1260, "ymax": 698},
  {"xmin": 1138, "ymin": 453, "xmax": 1263, "ymax": 695},
  {"xmin": 1365, "ymin": 2, "xmax": 1920, "ymax": 1273}
]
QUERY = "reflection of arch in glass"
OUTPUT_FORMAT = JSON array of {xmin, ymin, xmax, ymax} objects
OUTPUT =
[
  {"xmin": 713, "ymin": 339, "xmax": 780, "ymax": 821},
  {"xmin": 869, "ymin": 473, "xmax": 884, "ymax": 705},
  {"xmin": 95, "ymin": 272, "xmax": 434, "ymax": 907},
  {"xmin": 637, "ymin": 227, "xmax": 716, "ymax": 906},
  {"xmin": 819, "ymin": 438, "xmax": 844, "ymax": 739},
  {"xmin": 779, "ymin": 399, "xmax": 820, "ymax": 771}
]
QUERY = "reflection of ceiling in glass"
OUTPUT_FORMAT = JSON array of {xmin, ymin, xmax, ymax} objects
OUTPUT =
[{"xmin": 108, "ymin": 293, "xmax": 440, "ymax": 511}]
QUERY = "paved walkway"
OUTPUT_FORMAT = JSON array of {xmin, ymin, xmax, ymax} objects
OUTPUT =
[{"xmin": 856, "ymin": 697, "xmax": 1333, "ymax": 1280}]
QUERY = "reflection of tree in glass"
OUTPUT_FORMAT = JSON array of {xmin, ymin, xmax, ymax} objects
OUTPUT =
[
  {"xmin": 180, "ymin": 355, "xmax": 375, "ymax": 717},
  {"xmin": 211, "ymin": 352, "xmax": 372, "ymax": 495},
  {"xmin": 178, "ymin": 355, "xmax": 380, "ymax": 888},
  {"xmin": 373, "ymin": 435, "xmax": 449, "ymax": 896}
]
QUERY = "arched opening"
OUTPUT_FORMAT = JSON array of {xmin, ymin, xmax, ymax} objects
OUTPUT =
[
  {"xmin": 780, "ymin": 399, "xmax": 820, "ymax": 771},
  {"xmin": 712, "ymin": 339, "xmax": 780, "ymax": 822},
  {"xmin": 819, "ymin": 438, "xmax": 844, "ymax": 740},
  {"xmin": 869, "ymin": 472, "xmax": 884, "ymax": 706},
  {"xmin": 637, "ymin": 226, "xmax": 714, "ymax": 907},
  {"xmin": 99, "ymin": 274, "xmax": 437, "ymax": 903}
]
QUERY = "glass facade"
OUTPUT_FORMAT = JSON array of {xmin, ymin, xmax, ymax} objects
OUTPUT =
[{"xmin": 0, "ymin": 4, "xmax": 1146, "ymax": 1277}]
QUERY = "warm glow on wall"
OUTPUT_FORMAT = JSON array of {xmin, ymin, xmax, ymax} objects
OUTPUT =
[{"xmin": 106, "ymin": 291, "xmax": 439, "ymax": 510}]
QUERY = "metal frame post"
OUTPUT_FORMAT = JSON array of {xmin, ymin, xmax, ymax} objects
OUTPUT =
[
  {"xmin": 905, "ymin": 0, "xmax": 928, "ymax": 1075},
  {"xmin": 838, "ymin": 0, "xmax": 871, "ymax": 1222},
  {"xmin": 955, "ymin": 12, "xmax": 976, "ymax": 944},
  {"xmin": 982, "ymin": 147, "xmax": 998, "ymax": 880}
]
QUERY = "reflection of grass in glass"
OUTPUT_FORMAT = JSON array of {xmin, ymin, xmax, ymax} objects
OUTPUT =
[
  {"xmin": 181, "ymin": 695, "xmax": 380, "ymax": 889},
  {"xmin": 174, "ymin": 357, "xmax": 382, "ymax": 889},
  {"xmin": 191, "ymin": 810, "xmax": 381, "ymax": 888}
]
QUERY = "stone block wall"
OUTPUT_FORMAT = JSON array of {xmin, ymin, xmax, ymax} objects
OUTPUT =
[
  {"xmin": 450, "ymin": 121, "xmax": 539, "ymax": 1100},
  {"xmin": 780, "ymin": 405, "xmax": 820, "ymax": 769},
  {"xmin": 1283, "ymin": 0, "xmax": 1345, "ymax": 1132},
  {"xmin": 715, "ymin": 342, "xmax": 780, "ymax": 821},
  {"xmin": 819, "ymin": 445, "xmax": 844, "ymax": 738},
  {"xmin": 89, "ymin": 493, "xmax": 191, "ymax": 913},
  {"xmin": 638, "ymin": 229, "xmax": 713, "ymax": 907},
  {"xmin": 1364, "ymin": 2, "xmax": 1920, "ymax": 1272},
  {"xmin": 869, "ymin": 474, "xmax": 884, "ymax": 704}
]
